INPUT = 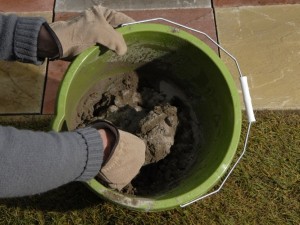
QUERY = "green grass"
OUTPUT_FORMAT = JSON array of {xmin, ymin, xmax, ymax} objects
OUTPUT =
[{"xmin": 0, "ymin": 111, "xmax": 299, "ymax": 225}]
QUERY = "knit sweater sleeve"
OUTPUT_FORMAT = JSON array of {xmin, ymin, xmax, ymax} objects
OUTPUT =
[
  {"xmin": 0, "ymin": 14, "xmax": 45, "ymax": 65},
  {"xmin": 0, "ymin": 126, "xmax": 103, "ymax": 198}
]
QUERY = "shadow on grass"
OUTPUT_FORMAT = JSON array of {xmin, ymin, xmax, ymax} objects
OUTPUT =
[
  {"xmin": 0, "ymin": 182, "xmax": 104, "ymax": 212},
  {"xmin": 0, "ymin": 111, "xmax": 299, "ymax": 224}
]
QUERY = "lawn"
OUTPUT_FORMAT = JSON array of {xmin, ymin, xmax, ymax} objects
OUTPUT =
[{"xmin": 0, "ymin": 111, "xmax": 299, "ymax": 225}]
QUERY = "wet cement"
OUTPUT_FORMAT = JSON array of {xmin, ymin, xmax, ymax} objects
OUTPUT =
[{"xmin": 76, "ymin": 71, "xmax": 200, "ymax": 196}]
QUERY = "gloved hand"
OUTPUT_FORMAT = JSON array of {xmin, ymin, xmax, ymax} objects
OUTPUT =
[
  {"xmin": 49, "ymin": 5, "xmax": 134, "ymax": 59},
  {"xmin": 91, "ymin": 120, "xmax": 145, "ymax": 191}
]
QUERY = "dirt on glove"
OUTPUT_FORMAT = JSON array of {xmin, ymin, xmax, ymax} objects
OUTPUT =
[{"xmin": 76, "ymin": 69, "xmax": 201, "ymax": 196}]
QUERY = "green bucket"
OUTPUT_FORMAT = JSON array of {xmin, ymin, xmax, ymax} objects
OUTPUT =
[{"xmin": 52, "ymin": 23, "xmax": 242, "ymax": 211}]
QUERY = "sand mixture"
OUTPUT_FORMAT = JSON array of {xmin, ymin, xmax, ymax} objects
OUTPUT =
[{"xmin": 76, "ymin": 71, "xmax": 200, "ymax": 196}]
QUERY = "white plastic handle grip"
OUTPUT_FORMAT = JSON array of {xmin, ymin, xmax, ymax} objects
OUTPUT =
[{"xmin": 240, "ymin": 76, "xmax": 256, "ymax": 123}]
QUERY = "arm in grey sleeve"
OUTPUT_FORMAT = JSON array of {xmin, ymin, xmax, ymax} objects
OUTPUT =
[
  {"xmin": 0, "ymin": 126, "xmax": 103, "ymax": 198},
  {"xmin": 0, "ymin": 13, "xmax": 46, "ymax": 64}
]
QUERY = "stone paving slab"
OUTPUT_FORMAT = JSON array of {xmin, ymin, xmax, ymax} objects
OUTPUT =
[
  {"xmin": 0, "ymin": 0, "xmax": 55, "ymax": 12},
  {"xmin": 213, "ymin": 0, "xmax": 300, "ymax": 7},
  {"xmin": 216, "ymin": 5, "xmax": 300, "ymax": 109},
  {"xmin": 0, "ymin": 12, "xmax": 52, "ymax": 114},
  {"xmin": 54, "ymin": 0, "xmax": 211, "ymax": 12}
]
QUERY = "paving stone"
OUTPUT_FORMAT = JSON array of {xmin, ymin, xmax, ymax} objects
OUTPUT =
[
  {"xmin": 54, "ymin": 0, "xmax": 211, "ymax": 12},
  {"xmin": 0, "ymin": 12, "xmax": 52, "ymax": 114},
  {"xmin": 216, "ymin": 5, "xmax": 300, "ymax": 109},
  {"xmin": 213, "ymin": 0, "xmax": 300, "ymax": 7},
  {"xmin": 42, "ymin": 60, "xmax": 70, "ymax": 114},
  {"xmin": 0, "ymin": 0, "xmax": 55, "ymax": 12}
]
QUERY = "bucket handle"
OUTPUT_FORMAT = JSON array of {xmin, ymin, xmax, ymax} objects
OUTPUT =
[{"xmin": 122, "ymin": 18, "xmax": 256, "ymax": 207}]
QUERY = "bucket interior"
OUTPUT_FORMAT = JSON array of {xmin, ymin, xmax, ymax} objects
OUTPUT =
[{"xmin": 53, "ymin": 24, "xmax": 241, "ymax": 211}]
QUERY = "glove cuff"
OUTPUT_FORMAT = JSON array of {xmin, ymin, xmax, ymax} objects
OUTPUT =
[
  {"xmin": 88, "ymin": 120, "xmax": 120, "ymax": 166},
  {"xmin": 43, "ymin": 22, "xmax": 63, "ymax": 59},
  {"xmin": 90, "ymin": 120, "xmax": 146, "ymax": 191}
]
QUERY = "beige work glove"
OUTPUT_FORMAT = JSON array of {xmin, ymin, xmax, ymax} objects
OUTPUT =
[
  {"xmin": 49, "ymin": 5, "xmax": 134, "ymax": 59},
  {"xmin": 91, "ymin": 120, "xmax": 145, "ymax": 191}
]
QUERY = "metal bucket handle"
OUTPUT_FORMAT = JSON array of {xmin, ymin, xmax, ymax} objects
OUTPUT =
[{"xmin": 121, "ymin": 18, "xmax": 256, "ymax": 207}]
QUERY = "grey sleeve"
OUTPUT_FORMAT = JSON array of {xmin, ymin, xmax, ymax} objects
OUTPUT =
[
  {"xmin": 0, "ymin": 126, "xmax": 103, "ymax": 198},
  {"xmin": 0, "ymin": 13, "xmax": 46, "ymax": 65}
]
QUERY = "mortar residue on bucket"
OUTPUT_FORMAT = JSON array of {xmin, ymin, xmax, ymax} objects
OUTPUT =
[{"xmin": 75, "ymin": 67, "xmax": 202, "ymax": 196}]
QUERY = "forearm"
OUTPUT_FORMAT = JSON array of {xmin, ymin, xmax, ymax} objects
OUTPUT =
[
  {"xmin": 0, "ymin": 14, "xmax": 17, "ymax": 61},
  {"xmin": 0, "ymin": 14, "xmax": 59, "ymax": 64},
  {"xmin": 0, "ymin": 126, "xmax": 103, "ymax": 198}
]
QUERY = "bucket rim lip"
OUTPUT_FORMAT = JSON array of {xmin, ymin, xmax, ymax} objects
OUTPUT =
[{"xmin": 53, "ymin": 23, "xmax": 242, "ymax": 211}]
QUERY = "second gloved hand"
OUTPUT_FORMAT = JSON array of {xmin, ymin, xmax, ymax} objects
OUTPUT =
[
  {"xmin": 50, "ymin": 5, "xmax": 134, "ymax": 59},
  {"xmin": 91, "ymin": 120, "xmax": 146, "ymax": 191}
]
